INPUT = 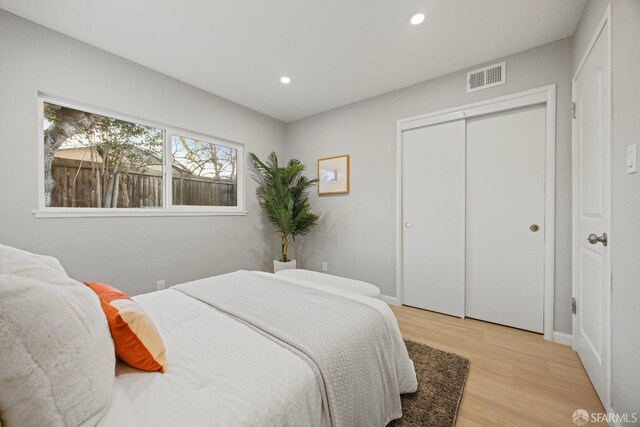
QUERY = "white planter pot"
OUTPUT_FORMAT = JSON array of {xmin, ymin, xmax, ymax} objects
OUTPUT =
[{"xmin": 274, "ymin": 259, "xmax": 296, "ymax": 273}]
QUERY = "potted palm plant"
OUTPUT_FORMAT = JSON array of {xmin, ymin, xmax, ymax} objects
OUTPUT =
[{"xmin": 249, "ymin": 152, "xmax": 320, "ymax": 272}]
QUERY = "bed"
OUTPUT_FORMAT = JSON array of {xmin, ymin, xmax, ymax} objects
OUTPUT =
[
  {"xmin": 0, "ymin": 244, "xmax": 417, "ymax": 427},
  {"xmin": 101, "ymin": 271, "xmax": 417, "ymax": 426}
]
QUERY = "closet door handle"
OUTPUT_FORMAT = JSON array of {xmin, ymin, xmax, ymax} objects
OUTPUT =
[{"xmin": 404, "ymin": 222, "xmax": 411, "ymax": 228}]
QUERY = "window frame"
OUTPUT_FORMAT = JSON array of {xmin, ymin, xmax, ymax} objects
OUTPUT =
[{"xmin": 34, "ymin": 94, "xmax": 246, "ymax": 218}]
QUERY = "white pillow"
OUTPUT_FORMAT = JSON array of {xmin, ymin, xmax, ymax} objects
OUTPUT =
[
  {"xmin": 0, "ymin": 245, "xmax": 115, "ymax": 427},
  {"xmin": 275, "ymin": 269, "xmax": 381, "ymax": 298},
  {"xmin": 0, "ymin": 244, "xmax": 68, "ymax": 278}
]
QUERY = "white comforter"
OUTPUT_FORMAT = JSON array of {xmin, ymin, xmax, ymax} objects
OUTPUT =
[{"xmin": 100, "ymin": 272, "xmax": 416, "ymax": 427}]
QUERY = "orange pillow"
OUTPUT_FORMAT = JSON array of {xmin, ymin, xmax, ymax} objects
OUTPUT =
[{"xmin": 84, "ymin": 282, "xmax": 166, "ymax": 373}]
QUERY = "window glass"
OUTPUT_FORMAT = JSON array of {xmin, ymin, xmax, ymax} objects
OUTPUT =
[
  {"xmin": 43, "ymin": 102, "xmax": 164, "ymax": 208},
  {"xmin": 170, "ymin": 135, "xmax": 238, "ymax": 206}
]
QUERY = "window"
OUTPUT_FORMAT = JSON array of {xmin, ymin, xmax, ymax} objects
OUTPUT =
[
  {"xmin": 170, "ymin": 136, "xmax": 237, "ymax": 207},
  {"xmin": 43, "ymin": 103, "xmax": 165, "ymax": 209},
  {"xmin": 37, "ymin": 97, "xmax": 244, "ymax": 217}
]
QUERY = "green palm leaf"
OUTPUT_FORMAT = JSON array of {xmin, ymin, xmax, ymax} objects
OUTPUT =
[{"xmin": 249, "ymin": 152, "xmax": 320, "ymax": 262}]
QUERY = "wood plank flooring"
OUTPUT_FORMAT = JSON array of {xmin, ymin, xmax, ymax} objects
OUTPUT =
[{"xmin": 392, "ymin": 305, "xmax": 607, "ymax": 426}]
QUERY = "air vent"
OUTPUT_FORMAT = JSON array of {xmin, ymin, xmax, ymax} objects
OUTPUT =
[{"xmin": 467, "ymin": 62, "xmax": 506, "ymax": 93}]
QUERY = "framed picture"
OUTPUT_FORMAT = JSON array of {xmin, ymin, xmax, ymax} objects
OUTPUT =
[{"xmin": 318, "ymin": 154, "xmax": 350, "ymax": 195}]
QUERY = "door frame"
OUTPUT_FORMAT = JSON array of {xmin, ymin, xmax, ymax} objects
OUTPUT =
[
  {"xmin": 396, "ymin": 84, "xmax": 557, "ymax": 341},
  {"xmin": 571, "ymin": 4, "xmax": 612, "ymax": 410}
]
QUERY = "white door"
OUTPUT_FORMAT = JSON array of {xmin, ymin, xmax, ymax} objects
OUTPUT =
[
  {"xmin": 402, "ymin": 119, "xmax": 466, "ymax": 317},
  {"xmin": 573, "ymin": 17, "xmax": 611, "ymax": 408},
  {"xmin": 465, "ymin": 105, "xmax": 546, "ymax": 333}
]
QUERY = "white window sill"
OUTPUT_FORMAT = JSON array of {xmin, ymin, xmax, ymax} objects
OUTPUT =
[{"xmin": 33, "ymin": 208, "xmax": 248, "ymax": 218}]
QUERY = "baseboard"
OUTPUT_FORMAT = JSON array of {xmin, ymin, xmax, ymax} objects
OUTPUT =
[
  {"xmin": 380, "ymin": 294, "xmax": 400, "ymax": 306},
  {"xmin": 553, "ymin": 331, "xmax": 573, "ymax": 346}
]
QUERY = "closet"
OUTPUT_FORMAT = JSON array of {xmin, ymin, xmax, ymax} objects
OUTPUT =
[{"xmin": 401, "ymin": 94, "xmax": 551, "ymax": 334}]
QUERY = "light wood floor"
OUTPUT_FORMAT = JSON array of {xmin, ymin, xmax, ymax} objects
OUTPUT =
[{"xmin": 392, "ymin": 305, "xmax": 606, "ymax": 426}]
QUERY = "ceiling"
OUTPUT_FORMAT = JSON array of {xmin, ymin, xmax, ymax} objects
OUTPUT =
[{"xmin": 1, "ymin": 0, "xmax": 586, "ymax": 122}]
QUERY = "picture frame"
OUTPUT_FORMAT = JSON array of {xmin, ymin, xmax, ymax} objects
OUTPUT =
[{"xmin": 318, "ymin": 154, "xmax": 350, "ymax": 195}]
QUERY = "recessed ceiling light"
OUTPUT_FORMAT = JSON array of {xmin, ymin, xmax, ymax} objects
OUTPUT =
[
  {"xmin": 280, "ymin": 76, "xmax": 291, "ymax": 84},
  {"xmin": 410, "ymin": 13, "xmax": 425, "ymax": 25}
]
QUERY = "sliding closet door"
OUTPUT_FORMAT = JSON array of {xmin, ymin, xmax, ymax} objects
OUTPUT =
[
  {"xmin": 402, "ymin": 119, "xmax": 465, "ymax": 317},
  {"xmin": 465, "ymin": 105, "xmax": 546, "ymax": 333}
]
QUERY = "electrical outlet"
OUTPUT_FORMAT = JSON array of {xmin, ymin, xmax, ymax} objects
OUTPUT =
[
  {"xmin": 157, "ymin": 280, "xmax": 165, "ymax": 291},
  {"xmin": 322, "ymin": 262, "xmax": 328, "ymax": 272}
]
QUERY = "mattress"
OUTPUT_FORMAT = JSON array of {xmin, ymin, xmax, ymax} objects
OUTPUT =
[{"xmin": 100, "ymin": 272, "xmax": 416, "ymax": 426}]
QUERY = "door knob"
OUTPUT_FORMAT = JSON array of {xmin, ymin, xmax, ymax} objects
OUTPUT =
[
  {"xmin": 530, "ymin": 224, "xmax": 540, "ymax": 232},
  {"xmin": 404, "ymin": 222, "xmax": 411, "ymax": 228},
  {"xmin": 587, "ymin": 233, "xmax": 608, "ymax": 247}
]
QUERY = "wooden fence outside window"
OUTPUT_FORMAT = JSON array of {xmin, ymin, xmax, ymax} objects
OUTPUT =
[{"xmin": 50, "ymin": 158, "xmax": 236, "ymax": 208}]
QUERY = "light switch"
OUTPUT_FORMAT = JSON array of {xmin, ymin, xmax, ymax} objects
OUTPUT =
[{"xmin": 627, "ymin": 144, "xmax": 637, "ymax": 174}]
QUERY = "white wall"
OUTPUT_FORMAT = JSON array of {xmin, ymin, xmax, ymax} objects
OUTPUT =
[
  {"xmin": 0, "ymin": 10, "xmax": 286, "ymax": 296},
  {"xmin": 574, "ymin": 0, "xmax": 640, "ymax": 418},
  {"xmin": 610, "ymin": 0, "xmax": 640, "ymax": 416},
  {"xmin": 572, "ymin": 0, "xmax": 610, "ymax": 73},
  {"xmin": 286, "ymin": 38, "xmax": 574, "ymax": 333}
]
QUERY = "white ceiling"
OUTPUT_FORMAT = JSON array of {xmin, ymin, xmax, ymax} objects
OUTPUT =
[{"xmin": 1, "ymin": 0, "xmax": 585, "ymax": 122}]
